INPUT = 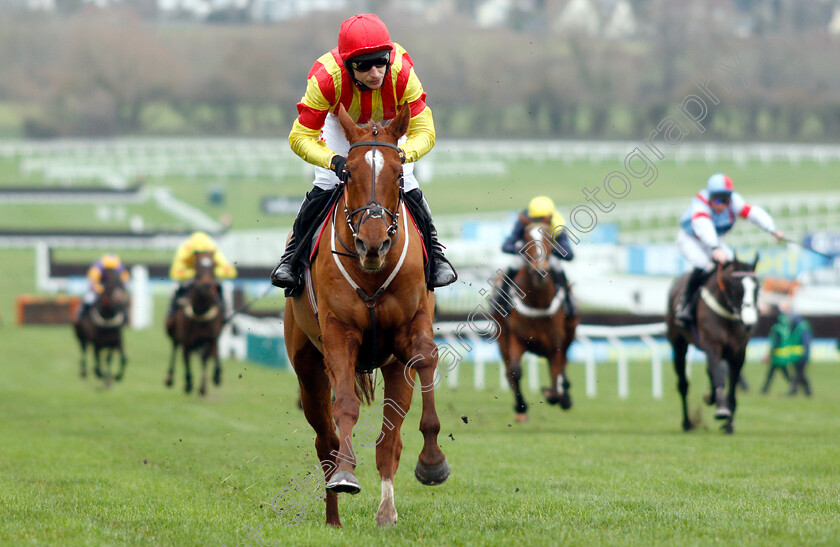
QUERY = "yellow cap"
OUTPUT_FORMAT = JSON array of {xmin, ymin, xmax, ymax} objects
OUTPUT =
[
  {"xmin": 189, "ymin": 232, "xmax": 216, "ymax": 253},
  {"xmin": 528, "ymin": 196, "xmax": 565, "ymax": 235},
  {"xmin": 101, "ymin": 253, "xmax": 121, "ymax": 269}
]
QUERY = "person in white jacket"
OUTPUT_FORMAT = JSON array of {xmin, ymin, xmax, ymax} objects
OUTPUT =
[{"xmin": 674, "ymin": 173, "xmax": 784, "ymax": 325}]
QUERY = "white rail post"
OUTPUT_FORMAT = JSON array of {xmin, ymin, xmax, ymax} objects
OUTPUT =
[
  {"xmin": 641, "ymin": 334, "xmax": 663, "ymax": 399},
  {"xmin": 130, "ymin": 265, "xmax": 152, "ymax": 330},
  {"xmin": 443, "ymin": 334, "xmax": 461, "ymax": 389},
  {"xmin": 578, "ymin": 334, "xmax": 597, "ymax": 398},
  {"xmin": 608, "ymin": 335, "xmax": 629, "ymax": 399}
]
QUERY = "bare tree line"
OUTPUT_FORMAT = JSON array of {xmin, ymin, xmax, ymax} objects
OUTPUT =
[{"xmin": 2, "ymin": 6, "xmax": 839, "ymax": 140}]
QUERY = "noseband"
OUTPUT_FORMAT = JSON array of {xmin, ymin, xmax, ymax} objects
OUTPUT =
[
  {"xmin": 344, "ymin": 127, "xmax": 403, "ymax": 241},
  {"xmin": 716, "ymin": 263, "xmax": 757, "ymax": 314}
]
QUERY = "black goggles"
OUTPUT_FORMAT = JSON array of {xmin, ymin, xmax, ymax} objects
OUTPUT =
[
  {"xmin": 710, "ymin": 193, "xmax": 731, "ymax": 205},
  {"xmin": 350, "ymin": 55, "xmax": 389, "ymax": 72}
]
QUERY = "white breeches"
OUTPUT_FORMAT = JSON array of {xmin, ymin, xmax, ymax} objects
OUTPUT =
[{"xmin": 312, "ymin": 113, "xmax": 419, "ymax": 192}]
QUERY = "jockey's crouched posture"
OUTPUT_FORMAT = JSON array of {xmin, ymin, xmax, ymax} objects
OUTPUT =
[
  {"xmin": 75, "ymin": 253, "xmax": 130, "ymax": 322},
  {"xmin": 493, "ymin": 196, "xmax": 577, "ymax": 316},
  {"xmin": 675, "ymin": 173, "xmax": 783, "ymax": 327},
  {"xmin": 166, "ymin": 232, "xmax": 237, "ymax": 326},
  {"xmin": 270, "ymin": 13, "xmax": 456, "ymax": 292}
]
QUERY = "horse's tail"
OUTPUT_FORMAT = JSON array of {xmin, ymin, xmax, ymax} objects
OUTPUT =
[{"xmin": 355, "ymin": 371, "xmax": 375, "ymax": 405}]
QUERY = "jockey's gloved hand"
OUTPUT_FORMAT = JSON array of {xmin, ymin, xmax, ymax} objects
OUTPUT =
[{"xmin": 331, "ymin": 155, "xmax": 349, "ymax": 182}]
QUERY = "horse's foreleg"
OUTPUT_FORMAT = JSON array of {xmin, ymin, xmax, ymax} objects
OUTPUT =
[
  {"xmin": 212, "ymin": 340, "xmax": 222, "ymax": 386},
  {"xmin": 165, "ymin": 341, "xmax": 178, "ymax": 387},
  {"xmin": 706, "ymin": 348, "xmax": 730, "ymax": 420},
  {"xmin": 77, "ymin": 331, "xmax": 88, "ymax": 378},
  {"xmin": 406, "ymin": 333, "xmax": 449, "ymax": 487},
  {"xmin": 504, "ymin": 337, "xmax": 529, "ymax": 420},
  {"xmin": 671, "ymin": 336, "xmax": 692, "ymax": 431},
  {"xmin": 198, "ymin": 345, "xmax": 210, "ymax": 396},
  {"xmin": 373, "ymin": 362, "xmax": 415, "ymax": 527},
  {"xmin": 115, "ymin": 340, "xmax": 127, "ymax": 382},
  {"xmin": 93, "ymin": 347, "xmax": 103, "ymax": 379},
  {"xmin": 546, "ymin": 349, "xmax": 572, "ymax": 411},
  {"xmin": 104, "ymin": 347, "xmax": 114, "ymax": 388},
  {"xmin": 723, "ymin": 349, "xmax": 746, "ymax": 434},
  {"xmin": 322, "ymin": 320, "xmax": 362, "ymax": 495},
  {"xmin": 183, "ymin": 346, "xmax": 193, "ymax": 393}
]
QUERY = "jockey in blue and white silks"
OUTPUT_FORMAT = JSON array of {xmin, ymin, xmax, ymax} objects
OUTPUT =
[{"xmin": 674, "ymin": 173, "xmax": 783, "ymax": 325}]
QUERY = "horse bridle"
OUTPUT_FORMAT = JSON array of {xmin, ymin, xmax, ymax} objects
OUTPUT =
[
  {"xmin": 343, "ymin": 127, "xmax": 403, "ymax": 242},
  {"xmin": 715, "ymin": 263, "xmax": 757, "ymax": 314}
]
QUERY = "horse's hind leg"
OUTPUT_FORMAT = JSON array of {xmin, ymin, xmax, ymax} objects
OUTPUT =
[
  {"xmin": 93, "ymin": 347, "xmax": 103, "ymax": 379},
  {"xmin": 294, "ymin": 341, "xmax": 342, "ymax": 527},
  {"xmin": 545, "ymin": 349, "xmax": 573, "ymax": 410},
  {"xmin": 705, "ymin": 349, "xmax": 730, "ymax": 420},
  {"xmin": 671, "ymin": 336, "xmax": 693, "ymax": 431},
  {"xmin": 77, "ymin": 330, "xmax": 88, "ymax": 378},
  {"xmin": 373, "ymin": 361, "xmax": 415, "ymax": 527}
]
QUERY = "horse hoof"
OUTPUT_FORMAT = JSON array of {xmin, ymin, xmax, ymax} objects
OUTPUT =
[
  {"xmin": 326, "ymin": 471, "xmax": 361, "ymax": 494},
  {"xmin": 213, "ymin": 371, "xmax": 222, "ymax": 386},
  {"xmin": 515, "ymin": 413, "xmax": 528, "ymax": 423},
  {"xmin": 703, "ymin": 392, "xmax": 715, "ymax": 406},
  {"xmin": 415, "ymin": 459, "xmax": 450, "ymax": 486},
  {"xmin": 558, "ymin": 395, "xmax": 573, "ymax": 410},
  {"xmin": 115, "ymin": 374, "xmax": 124, "ymax": 382},
  {"xmin": 682, "ymin": 420, "xmax": 694, "ymax": 432},
  {"xmin": 184, "ymin": 384, "xmax": 193, "ymax": 394},
  {"xmin": 714, "ymin": 406, "xmax": 732, "ymax": 420},
  {"xmin": 80, "ymin": 369, "xmax": 87, "ymax": 378},
  {"xmin": 199, "ymin": 386, "xmax": 207, "ymax": 396},
  {"xmin": 164, "ymin": 376, "xmax": 173, "ymax": 388},
  {"xmin": 94, "ymin": 369, "xmax": 103, "ymax": 379},
  {"xmin": 722, "ymin": 422, "xmax": 735, "ymax": 434}
]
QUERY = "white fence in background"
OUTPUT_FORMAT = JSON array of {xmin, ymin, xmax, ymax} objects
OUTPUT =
[{"xmin": 222, "ymin": 316, "xmax": 672, "ymax": 400}]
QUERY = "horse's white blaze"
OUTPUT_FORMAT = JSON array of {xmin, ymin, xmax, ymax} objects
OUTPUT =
[
  {"xmin": 365, "ymin": 149, "xmax": 385, "ymax": 178},
  {"xmin": 199, "ymin": 256, "xmax": 213, "ymax": 268},
  {"xmin": 528, "ymin": 225, "xmax": 543, "ymax": 242},
  {"xmin": 556, "ymin": 373, "xmax": 565, "ymax": 395},
  {"xmin": 740, "ymin": 277, "xmax": 758, "ymax": 325}
]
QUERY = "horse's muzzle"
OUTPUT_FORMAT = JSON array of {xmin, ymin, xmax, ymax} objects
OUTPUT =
[{"xmin": 356, "ymin": 237, "xmax": 391, "ymax": 270}]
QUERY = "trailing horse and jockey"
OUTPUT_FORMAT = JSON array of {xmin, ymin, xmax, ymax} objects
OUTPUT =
[{"xmin": 674, "ymin": 173, "xmax": 783, "ymax": 327}]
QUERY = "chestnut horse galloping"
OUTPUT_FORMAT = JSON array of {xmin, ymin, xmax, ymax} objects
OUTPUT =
[
  {"xmin": 666, "ymin": 257, "xmax": 759, "ymax": 434},
  {"xmin": 494, "ymin": 221, "xmax": 578, "ymax": 422},
  {"xmin": 284, "ymin": 105, "xmax": 449, "ymax": 527}
]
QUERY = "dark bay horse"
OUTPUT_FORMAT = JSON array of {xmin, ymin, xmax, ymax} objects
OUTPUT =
[
  {"xmin": 494, "ymin": 221, "xmax": 578, "ymax": 422},
  {"xmin": 166, "ymin": 251, "xmax": 224, "ymax": 396},
  {"xmin": 283, "ymin": 104, "xmax": 448, "ymax": 527},
  {"xmin": 75, "ymin": 270, "xmax": 130, "ymax": 387},
  {"xmin": 666, "ymin": 257, "xmax": 759, "ymax": 434}
]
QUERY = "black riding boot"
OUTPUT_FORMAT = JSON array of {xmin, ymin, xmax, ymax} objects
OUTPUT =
[
  {"xmin": 404, "ymin": 189, "xmax": 458, "ymax": 289},
  {"xmin": 489, "ymin": 266, "xmax": 519, "ymax": 315},
  {"xmin": 167, "ymin": 283, "xmax": 190, "ymax": 318},
  {"xmin": 552, "ymin": 268, "xmax": 577, "ymax": 317},
  {"xmin": 270, "ymin": 187, "xmax": 333, "ymax": 290},
  {"xmin": 675, "ymin": 267, "xmax": 707, "ymax": 326}
]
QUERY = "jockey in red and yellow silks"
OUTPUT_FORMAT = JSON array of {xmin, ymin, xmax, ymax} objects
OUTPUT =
[{"xmin": 271, "ymin": 13, "xmax": 456, "ymax": 292}]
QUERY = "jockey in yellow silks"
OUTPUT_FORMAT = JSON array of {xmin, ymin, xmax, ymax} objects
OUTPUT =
[
  {"xmin": 76, "ymin": 253, "xmax": 130, "ymax": 321},
  {"xmin": 166, "ymin": 232, "xmax": 237, "ymax": 320}
]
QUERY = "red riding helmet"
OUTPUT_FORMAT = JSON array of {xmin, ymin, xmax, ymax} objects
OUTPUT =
[{"xmin": 338, "ymin": 14, "xmax": 394, "ymax": 61}]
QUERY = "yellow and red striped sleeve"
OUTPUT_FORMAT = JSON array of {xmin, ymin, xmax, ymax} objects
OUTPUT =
[
  {"xmin": 391, "ymin": 45, "xmax": 435, "ymax": 163},
  {"xmin": 289, "ymin": 51, "xmax": 345, "ymax": 169}
]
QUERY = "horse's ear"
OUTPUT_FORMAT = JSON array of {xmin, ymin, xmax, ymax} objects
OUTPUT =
[
  {"xmin": 337, "ymin": 105, "xmax": 364, "ymax": 143},
  {"xmin": 387, "ymin": 103, "xmax": 411, "ymax": 142},
  {"xmin": 752, "ymin": 252, "xmax": 760, "ymax": 270}
]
